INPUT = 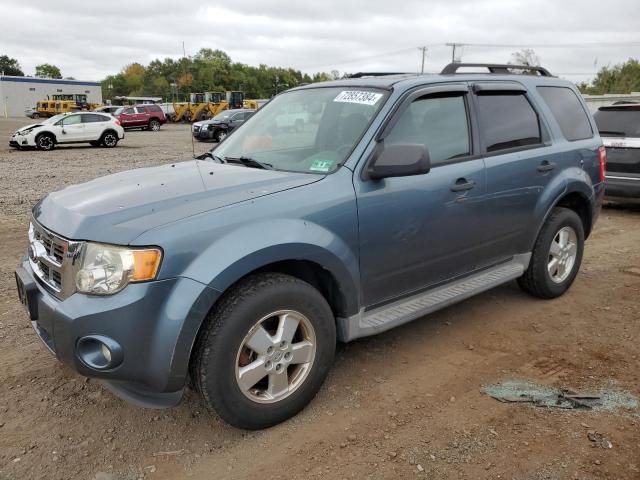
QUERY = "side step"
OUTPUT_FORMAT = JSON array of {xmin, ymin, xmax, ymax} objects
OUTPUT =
[{"xmin": 337, "ymin": 253, "xmax": 530, "ymax": 342}]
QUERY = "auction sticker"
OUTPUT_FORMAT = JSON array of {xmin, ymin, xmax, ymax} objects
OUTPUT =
[
  {"xmin": 334, "ymin": 90, "xmax": 383, "ymax": 106},
  {"xmin": 309, "ymin": 159, "xmax": 334, "ymax": 173}
]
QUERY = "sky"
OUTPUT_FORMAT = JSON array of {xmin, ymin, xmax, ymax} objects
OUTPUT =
[{"xmin": 1, "ymin": 0, "xmax": 639, "ymax": 84}]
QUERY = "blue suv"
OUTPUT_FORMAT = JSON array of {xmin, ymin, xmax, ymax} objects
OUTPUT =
[{"xmin": 15, "ymin": 63, "xmax": 605, "ymax": 429}]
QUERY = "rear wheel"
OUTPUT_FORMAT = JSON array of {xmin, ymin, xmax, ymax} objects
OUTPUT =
[
  {"xmin": 518, "ymin": 207, "xmax": 584, "ymax": 299},
  {"xmin": 100, "ymin": 131, "xmax": 119, "ymax": 148},
  {"xmin": 191, "ymin": 273, "xmax": 336, "ymax": 429},
  {"xmin": 148, "ymin": 119, "xmax": 161, "ymax": 131},
  {"xmin": 35, "ymin": 133, "xmax": 55, "ymax": 151}
]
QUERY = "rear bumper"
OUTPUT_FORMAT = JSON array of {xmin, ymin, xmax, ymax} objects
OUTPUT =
[
  {"xmin": 605, "ymin": 175, "xmax": 640, "ymax": 199},
  {"xmin": 15, "ymin": 257, "xmax": 220, "ymax": 408}
]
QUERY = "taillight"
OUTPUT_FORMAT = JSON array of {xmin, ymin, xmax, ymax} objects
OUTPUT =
[
  {"xmin": 597, "ymin": 146, "xmax": 607, "ymax": 182},
  {"xmin": 114, "ymin": 119, "xmax": 121, "ymax": 126}
]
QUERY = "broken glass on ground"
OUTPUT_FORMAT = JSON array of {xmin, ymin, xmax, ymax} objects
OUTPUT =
[{"xmin": 482, "ymin": 380, "xmax": 638, "ymax": 412}]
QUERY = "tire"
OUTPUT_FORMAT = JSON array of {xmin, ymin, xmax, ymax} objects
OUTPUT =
[
  {"xmin": 191, "ymin": 272, "xmax": 336, "ymax": 429},
  {"xmin": 35, "ymin": 133, "xmax": 55, "ymax": 151},
  {"xmin": 148, "ymin": 119, "xmax": 161, "ymax": 132},
  {"xmin": 518, "ymin": 207, "xmax": 584, "ymax": 299},
  {"xmin": 32, "ymin": 113, "xmax": 40, "ymax": 119},
  {"xmin": 214, "ymin": 129, "xmax": 227, "ymax": 143},
  {"xmin": 100, "ymin": 130, "xmax": 119, "ymax": 148}
]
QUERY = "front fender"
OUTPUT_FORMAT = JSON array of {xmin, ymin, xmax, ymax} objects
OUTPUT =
[{"xmin": 181, "ymin": 218, "xmax": 361, "ymax": 315}]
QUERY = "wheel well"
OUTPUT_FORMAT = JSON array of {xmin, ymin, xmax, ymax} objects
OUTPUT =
[
  {"xmin": 102, "ymin": 129, "xmax": 118, "ymax": 137},
  {"xmin": 555, "ymin": 192, "xmax": 592, "ymax": 238},
  {"xmin": 253, "ymin": 260, "xmax": 347, "ymax": 318},
  {"xmin": 36, "ymin": 131, "xmax": 56, "ymax": 143}
]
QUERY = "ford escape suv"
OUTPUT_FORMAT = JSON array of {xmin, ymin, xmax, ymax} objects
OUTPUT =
[{"xmin": 15, "ymin": 63, "xmax": 605, "ymax": 429}]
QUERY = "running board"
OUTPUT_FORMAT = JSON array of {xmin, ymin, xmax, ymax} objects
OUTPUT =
[{"xmin": 337, "ymin": 253, "xmax": 531, "ymax": 342}]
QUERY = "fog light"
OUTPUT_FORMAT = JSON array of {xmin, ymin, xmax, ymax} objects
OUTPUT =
[
  {"xmin": 76, "ymin": 335, "xmax": 123, "ymax": 370},
  {"xmin": 101, "ymin": 343, "xmax": 112, "ymax": 364}
]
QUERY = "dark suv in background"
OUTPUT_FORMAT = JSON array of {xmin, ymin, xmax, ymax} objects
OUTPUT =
[
  {"xmin": 116, "ymin": 104, "xmax": 167, "ymax": 131},
  {"xmin": 15, "ymin": 63, "xmax": 605, "ymax": 430},
  {"xmin": 594, "ymin": 102, "xmax": 640, "ymax": 200},
  {"xmin": 192, "ymin": 108, "xmax": 255, "ymax": 142}
]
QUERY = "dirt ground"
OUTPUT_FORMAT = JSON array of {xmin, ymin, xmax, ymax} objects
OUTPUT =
[{"xmin": 0, "ymin": 117, "xmax": 638, "ymax": 480}]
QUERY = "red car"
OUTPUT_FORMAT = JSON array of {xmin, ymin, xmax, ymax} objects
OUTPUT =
[{"xmin": 115, "ymin": 104, "xmax": 166, "ymax": 131}]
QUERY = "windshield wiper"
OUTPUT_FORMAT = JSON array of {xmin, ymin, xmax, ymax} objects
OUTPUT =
[
  {"xmin": 197, "ymin": 151, "xmax": 226, "ymax": 163},
  {"xmin": 224, "ymin": 156, "xmax": 274, "ymax": 170}
]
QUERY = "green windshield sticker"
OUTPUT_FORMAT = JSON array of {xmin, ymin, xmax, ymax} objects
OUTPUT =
[{"xmin": 309, "ymin": 159, "xmax": 334, "ymax": 172}]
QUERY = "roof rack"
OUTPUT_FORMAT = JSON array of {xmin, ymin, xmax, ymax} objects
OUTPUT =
[
  {"xmin": 441, "ymin": 63, "xmax": 553, "ymax": 77},
  {"xmin": 348, "ymin": 72, "xmax": 410, "ymax": 78}
]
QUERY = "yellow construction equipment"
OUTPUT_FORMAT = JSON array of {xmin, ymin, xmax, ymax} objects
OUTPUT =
[
  {"xmin": 170, "ymin": 91, "xmax": 258, "ymax": 122},
  {"xmin": 35, "ymin": 94, "xmax": 101, "ymax": 117}
]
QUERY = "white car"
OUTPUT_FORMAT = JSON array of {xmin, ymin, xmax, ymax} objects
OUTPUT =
[{"xmin": 9, "ymin": 112, "xmax": 125, "ymax": 151}]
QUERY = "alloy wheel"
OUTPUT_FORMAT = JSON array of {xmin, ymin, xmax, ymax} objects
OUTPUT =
[{"xmin": 547, "ymin": 226, "xmax": 578, "ymax": 283}]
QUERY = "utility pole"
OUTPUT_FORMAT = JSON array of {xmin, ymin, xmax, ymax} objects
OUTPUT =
[
  {"xmin": 418, "ymin": 46, "xmax": 427, "ymax": 73},
  {"xmin": 446, "ymin": 43, "xmax": 462, "ymax": 63}
]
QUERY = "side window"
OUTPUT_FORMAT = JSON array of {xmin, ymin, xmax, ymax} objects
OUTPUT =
[
  {"xmin": 386, "ymin": 94, "xmax": 471, "ymax": 165},
  {"xmin": 476, "ymin": 93, "xmax": 541, "ymax": 153},
  {"xmin": 60, "ymin": 115, "xmax": 81, "ymax": 125},
  {"xmin": 231, "ymin": 113, "xmax": 243, "ymax": 121},
  {"xmin": 147, "ymin": 105, "xmax": 161, "ymax": 112},
  {"xmin": 82, "ymin": 114, "xmax": 107, "ymax": 123},
  {"xmin": 124, "ymin": 108, "xmax": 135, "ymax": 115},
  {"xmin": 135, "ymin": 107, "xmax": 147, "ymax": 114},
  {"xmin": 537, "ymin": 86, "xmax": 593, "ymax": 141}
]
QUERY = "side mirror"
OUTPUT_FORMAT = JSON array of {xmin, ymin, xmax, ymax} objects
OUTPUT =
[{"xmin": 367, "ymin": 143, "xmax": 431, "ymax": 180}]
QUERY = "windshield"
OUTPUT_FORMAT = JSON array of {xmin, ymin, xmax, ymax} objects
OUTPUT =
[
  {"xmin": 214, "ymin": 111, "xmax": 233, "ymax": 121},
  {"xmin": 42, "ymin": 113, "xmax": 67, "ymax": 125},
  {"xmin": 594, "ymin": 108, "xmax": 640, "ymax": 137},
  {"xmin": 212, "ymin": 87, "xmax": 387, "ymax": 174}
]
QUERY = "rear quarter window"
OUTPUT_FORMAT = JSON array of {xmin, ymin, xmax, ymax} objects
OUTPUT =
[
  {"xmin": 147, "ymin": 105, "xmax": 162, "ymax": 112},
  {"xmin": 537, "ymin": 86, "xmax": 593, "ymax": 141}
]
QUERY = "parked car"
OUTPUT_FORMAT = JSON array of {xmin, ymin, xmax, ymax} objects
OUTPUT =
[
  {"xmin": 25, "ymin": 107, "xmax": 40, "ymax": 119},
  {"xmin": 593, "ymin": 103, "xmax": 640, "ymax": 200},
  {"xmin": 9, "ymin": 112, "xmax": 124, "ymax": 150},
  {"xmin": 94, "ymin": 105, "xmax": 121, "ymax": 115},
  {"xmin": 192, "ymin": 108, "xmax": 255, "ymax": 142},
  {"xmin": 115, "ymin": 104, "xmax": 166, "ymax": 131},
  {"xmin": 15, "ymin": 63, "xmax": 604, "ymax": 429}
]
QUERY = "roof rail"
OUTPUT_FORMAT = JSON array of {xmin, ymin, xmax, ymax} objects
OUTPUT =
[
  {"xmin": 348, "ymin": 72, "xmax": 410, "ymax": 78},
  {"xmin": 441, "ymin": 63, "xmax": 553, "ymax": 77}
]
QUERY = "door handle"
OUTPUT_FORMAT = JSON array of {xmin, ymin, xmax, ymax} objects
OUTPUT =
[
  {"xmin": 450, "ymin": 178, "xmax": 476, "ymax": 192},
  {"xmin": 537, "ymin": 161, "xmax": 556, "ymax": 173}
]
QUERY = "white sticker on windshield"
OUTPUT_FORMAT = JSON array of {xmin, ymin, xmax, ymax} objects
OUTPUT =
[{"xmin": 334, "ymin": 90, "xmax": 383, "ymax": 106}]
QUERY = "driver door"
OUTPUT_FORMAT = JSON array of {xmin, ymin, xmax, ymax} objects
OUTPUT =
[
  {"xmin": 355, "ymin": 85, "xmax": 489, "ymax": 307},
  {"xmin": 58, "ymin": 114, "xmax": 85, "ymax": 142}
]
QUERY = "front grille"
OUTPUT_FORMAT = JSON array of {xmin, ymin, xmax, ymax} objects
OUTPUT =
[{"xmin": 29, "ymin": 220, "xmax": 81, "ymax": 299}]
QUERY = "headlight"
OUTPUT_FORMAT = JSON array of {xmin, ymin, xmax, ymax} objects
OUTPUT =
[{"xmin": 75, "ymin": 243, "xmax": 162, "ymax": 295}]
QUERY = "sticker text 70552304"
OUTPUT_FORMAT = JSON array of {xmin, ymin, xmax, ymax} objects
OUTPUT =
[{"xmin": 333, "ymin": 91, "xmax": 383, "ymax": 106}]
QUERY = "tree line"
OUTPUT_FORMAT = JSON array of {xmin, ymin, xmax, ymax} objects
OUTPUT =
[
  {"xmin": 2, "ymin": 51, "xmax": 639, "ymax": 99},
  {"xmin": 101, "ymin": 49, "xmax": 334, "ymax": 101}
]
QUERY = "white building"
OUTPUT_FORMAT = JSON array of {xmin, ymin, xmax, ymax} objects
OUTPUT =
[{"xmin": 0, "ymin": 75, "xmax": 102, "ymax": 117}]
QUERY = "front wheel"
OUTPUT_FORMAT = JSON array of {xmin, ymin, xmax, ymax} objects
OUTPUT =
[
  {"xmin": 214, "ymin": 129, "xmax": 227, "ymax": 142},
  {"xmin": 518, "ymin": 207, "xmax": 584, "ymax": 299},
  {"xmin": 35, "ymin": 133, "xmax": 55, "ymax": 151},
  {"xmin": 191, "ymin": 273, "xmax": 336, "ymax": 429}
]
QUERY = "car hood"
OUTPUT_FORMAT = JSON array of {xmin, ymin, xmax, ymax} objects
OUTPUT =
[
  {"xmin": 33, "ymin": 160, "xmax": 323, "ymax": 244},
  {"xmin": 16, "ymin": 123, "xmax": 44, "ymax": 133}
]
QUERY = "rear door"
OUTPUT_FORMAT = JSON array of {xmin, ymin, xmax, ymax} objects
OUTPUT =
[
  {"xmin": 81, "ymin": 113, "xmax": 107, "ymax": 140},
  {"xmin": 134, "ymin": 106, "xmax": 149, "ymax": 126}
]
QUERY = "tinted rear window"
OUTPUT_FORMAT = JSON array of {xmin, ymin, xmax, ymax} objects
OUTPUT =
[
  {"xmin": 147, "ymin": 105, "xmax": 162, "ymax": 112},
  {"xmin": 537, "ymin": 86, "xmax": 592, "ymax": 141},
  {"xmin": 594, "ymin": 108, "xmax": 640, "ymax": 138},
  {"xmin": 476, "ymin": 93, "xmax": 542, "ymax": 152}
]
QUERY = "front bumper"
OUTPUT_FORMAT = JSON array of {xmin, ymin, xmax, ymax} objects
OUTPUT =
[
  {"xmin": 192, "ymin": 128, "xmax": 214, "ymax": 140},
  {"xmin": 9, "ymin": 133, "xmax": 34, "ymax": 148},
  {"xmin": 15, "ymin": 256, "xmax": 220, "ymax": 407}
]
